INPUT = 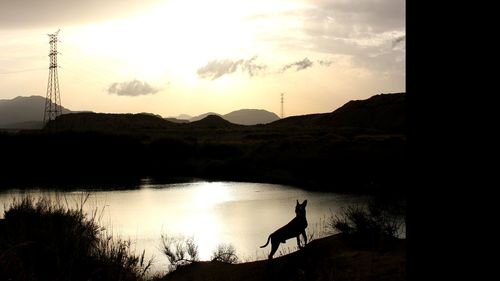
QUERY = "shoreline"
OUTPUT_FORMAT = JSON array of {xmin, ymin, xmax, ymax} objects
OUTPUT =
[{"xmin": 160, "ymin": 233, "xmax": 406, "ymax": 281}]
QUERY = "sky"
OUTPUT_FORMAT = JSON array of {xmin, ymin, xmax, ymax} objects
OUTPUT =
[{"xmin": 0, "ymin": 0, "xmax": 405, "ymax": 118}]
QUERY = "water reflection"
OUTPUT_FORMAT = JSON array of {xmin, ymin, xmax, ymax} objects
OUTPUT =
[{"xmin": 0, "ymin": 181, "xmax": 382, "ymax": 274}]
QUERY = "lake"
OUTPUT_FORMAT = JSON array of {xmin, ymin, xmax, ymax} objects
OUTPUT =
[{"xmin": 0, "ymin": 180, "xmax": 387, "ymax": 275}]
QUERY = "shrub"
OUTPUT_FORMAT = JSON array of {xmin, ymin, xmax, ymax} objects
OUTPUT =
[
  {"xmin": 160, "ymin": 234, "xmax": 199, "ymax": 272},
  {"xmin": 0, "ymin": 195, "xmax": 152, "ymax": 281},
  {"xmin": 211, "ymin": 243, "xmax": 238, "ymax": 264},
  {"xmin": 330, "ymin": 199, "xmax": 405, "ymax": 245}
]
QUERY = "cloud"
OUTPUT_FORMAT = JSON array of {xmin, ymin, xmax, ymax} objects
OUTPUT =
[
  {"xmin": 281, "ymin": 58, "xmax": 314, "ymax": 72},
  {"xmin": 317, "ymin": 59, "xmax": 333, "ymax": 67},
  {"xmin": 0, "ymin": 0, "xmax": 161, "ymax": 29},
  {"xmin": 241, "ymin": 56, "xmax": 268, "ymax": 77},
  {"xmin": 198, "ymin": 56, "xmax": 334, "ymax": 80},
  {"xmin": 392, "ymin": 35, "xmax": 406, "ymax": 49},
  {"xmin": 107, "ymin": 79, "xmax": 159, "ymax": 96},
  {"xmin": 197, "ymin": 59, "xmax": 242, "ymax": 80},
  {"xmin": 244, "ymin": 0, "xmax": 404, "ymax": 78},
  {"xmin": 306, "ymin": 0, "xmax": 405, "ymax": 34},
  {"xmin": 197, "ymin": 56, "xmax": 267, "ymax": 80}
]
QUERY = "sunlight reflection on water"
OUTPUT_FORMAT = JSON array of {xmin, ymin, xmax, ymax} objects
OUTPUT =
[{"xmin": 0, "ymin": 181, "xmax": 394, "ymax": 275}]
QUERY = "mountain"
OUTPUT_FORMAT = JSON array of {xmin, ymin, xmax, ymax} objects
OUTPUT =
[
  {"xmin": 270, "ymin": 93, "xmax": 405, "ymax": 133},
  {"xmin": 189, "ymin": 112, "xmax": 221, "ymax": 122},
  {"xmin": 187, "ymin": 114, "xmax": 239, "ymax": 129},
  {"xmin": 46, "ymin": 112, "xmax": 176, "ymax": 132},
  {"xmin": 0, "ymin": 121, "xmax": 44, "ymax": 130},
  {"xmin": 0, "ymin": 95, "xmax": 72, "ymax": 128},
  {"xmin": 223, "ymin": 109, "xmax": 279, "ymax": 125},
  {"xmin": 316, "ymin": 92, "xmax": 405, "ymax": 132},
  {"xmin": 164, "ymin": 118, "xmax": 190, "ymax": 124},
  {"xmin": 0, "ymin": 95, "xmax": 279, "ymax": 129},
  {"xmin": 176, "ymin": 114, "xmax": 192, "ymax": 120},
  {"xmin": 188, "ymin": 109, "xmax": 279, "ymax": 125}
]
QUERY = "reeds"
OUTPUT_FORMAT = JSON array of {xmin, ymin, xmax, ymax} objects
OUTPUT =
[{"xmin": 0, "ymin": 195, "xmax": 152, "ymax": 281}]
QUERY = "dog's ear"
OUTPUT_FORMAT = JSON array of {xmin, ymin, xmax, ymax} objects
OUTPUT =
[
  {"xmin": 302, "ymin": 200, "xmax": 308, "ymax": 207},
  {"xmin": 296, "ymin": 200, "xmax": 299, "ymax": 205}
]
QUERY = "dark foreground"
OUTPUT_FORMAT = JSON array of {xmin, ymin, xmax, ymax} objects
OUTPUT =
[
  {"xmin": 0, "ymin": 93, "xmax": 406, "ymax": 194},
  {"xmin": 161, "ymin": 234, "xmax": 406, "ymax": 281}
]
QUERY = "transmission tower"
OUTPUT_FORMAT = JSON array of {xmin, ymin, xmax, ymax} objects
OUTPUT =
[
  {"xmin": 43, "ymin": 29, "xmax": 62, "ymax": 125},
  {"xmin": 280, "ymin": 92, "xmax": 285, "ymax": 118}
]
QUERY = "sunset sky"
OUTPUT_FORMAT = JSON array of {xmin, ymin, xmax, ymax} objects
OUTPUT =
[{"xmin": 0, "ymin": 0, "xmax": 405, "ymax": 118}]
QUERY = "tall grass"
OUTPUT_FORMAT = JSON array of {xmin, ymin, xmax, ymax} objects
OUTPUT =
[
  {"xmin": 329, "ymin": 198, "xmax": 405, "ymax": 246},
  {"xmin": 160, "ymin": 234, "xmax": 199, "ymax": 272},
  {"xmin": 0, "ymin": 195, "xmax": 153, "ymax": 281}
]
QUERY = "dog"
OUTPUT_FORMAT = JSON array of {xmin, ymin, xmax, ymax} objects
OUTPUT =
[{"xmin": 260, "ymin": 200, "xmax": 308, "ymax": 259}]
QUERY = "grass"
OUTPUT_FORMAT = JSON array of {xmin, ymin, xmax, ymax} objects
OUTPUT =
[
  {"xmin": 160, "ymin": 234, "xmax": 199, "ymax": 272},
  {"xmin": 0, "ymin": 195, "xmax": 406, "ymax": 281},
  {"xmin": 157, "ymin": 233, "xmax": 406, "ymax": 281},
  {"xmin": 329, "ymin": 198, "xmax": 406, "ymax": 247},
  {"xmin": 0, "ymin": 195, "xmax": 153, "ymax": 281}
]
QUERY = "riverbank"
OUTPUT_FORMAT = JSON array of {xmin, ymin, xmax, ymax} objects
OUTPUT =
[
  {"xmin": 159, "ymin": 233, "xmax": 406, "ymax": 281},
  {"xmin": 0, "ymin": 93, "xmax": 406, "ymax": 194},
  {"xmin": 0, "ymin": 129, "xmax": 405, "ymax": 194}
]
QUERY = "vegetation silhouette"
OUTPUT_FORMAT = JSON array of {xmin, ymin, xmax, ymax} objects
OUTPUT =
[
  {"xmin": 0, "ymin": 93, "xmax": 407, "ymax": 280},
  {"xmin": 0, "ymin": 196, "xmax": 153, "ymax": 281},
  {"xmin": 260, "ymin": 200, "xmax": 308, "ymax": 259},
  {"xmin": 160, "ymin": 235, "xmax": 239, "ymax": 274},
  {"xmin": 160, "ymin": 233, "xmax": 405, "ymax": 281},
  {"xmin": 0, "ymin": 194, "xmax": 405, "ymax": 281},
  {"xmin": 0, "ymin": 93, "xmax": 406, "ymax": 194},
  {"xmin": 160, "ymin": 234, "xmax": 199, "ymax": 273},
  {"xmin": 160, "ymin": 198, "xmax": 406, "ymax": 281},
  {"xmin": 329, "ymin": 197, "xmax": 406, "ymax": 247}
]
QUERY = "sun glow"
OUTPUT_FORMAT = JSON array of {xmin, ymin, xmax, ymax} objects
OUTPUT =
[
  {"xmin": 63, "ymin": 0, "xmax": 311, "ymax": 84},
  {"xmin": 178, "ymin": 182, "xmax": 234, "ymax": 259},
  {"xmin": 190, "ymin": 182, "xmax": 233, "ymax": 209},
  {"xmin": 68, "ymin": 0, "xmax": 259, "ymax": 81}
]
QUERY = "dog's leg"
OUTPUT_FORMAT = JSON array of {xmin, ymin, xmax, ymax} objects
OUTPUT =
[
  {"xmin": 301, "ymin": 229, "xmax": 307, "ymax": 247},
  {"xmin": 269, "ymin": 240, "xmax": 279, "ymax": 260},
  {"xmin": 296, "ymin": 235, "xmax": 302, "ymax": 249}
]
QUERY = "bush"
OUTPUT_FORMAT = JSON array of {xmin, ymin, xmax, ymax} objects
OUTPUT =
[
  {"xmin": 0, "ymin": 195, "xmax": 152, "ymax": 281},
  {"xmin": 211, "ymin": 243, "xmax": 238, "ymax": 264},
  {"xmin": 160, "ymin": 234, "xmax": 199, "ymax": 272},
  {"xmin": 330, "ymin": 199, "xmax": 405, "ymax": 245}
]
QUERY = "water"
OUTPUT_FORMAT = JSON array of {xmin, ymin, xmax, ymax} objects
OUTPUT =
[{"xmin": 0, "ymin": 181, "xmax": 379, "ymax": 275}]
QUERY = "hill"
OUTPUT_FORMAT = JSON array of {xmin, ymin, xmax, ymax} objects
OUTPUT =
[
  {"xmin": 0, "ymin": 96, "xmax": 279, "ymax": 128},
  {"xmin": 223, "ymin": 109, "xmax": 279, "ymax": 125},
  {"xmin": 316, "ymin": 92, "xmax": 405, "ymax": 133},
  {"xmin": 187, "ymin": 114, "xmax": 240, "ymax": 129},
  {"xmin": 189, "ymin": 112, "xmax": 221, "ymax": 122},
  {"xmin": 1, "ymin": 92, "xmax": 406, "ymax": 191},
  {"xmin": 0, "ymin": 95, "xmax": 72, "ymax": 128},
  {"xmin": 270, "ymin": 93, "xmax": 405, "ymax": 133},
  {"xmin": 176, "ymin": 114, "xmax": 192, "ymax": 120},
  {"xmin": 161, "ymin": 234, "xmax": 406, "ymax": 281},
  {"xmin": 164, "ymin": 118, "xmax": 190, "ymax": 124},
  {"xmin": 189, "ymin": 109, "xmax": 279, "ymax": 125},
  {"xmin": 0, "ymin": 120, "xmax": 44, "ymax": 130},
  {"xmin": 45, "ymin": 112, "xmax": 176, "ymax": 133}
]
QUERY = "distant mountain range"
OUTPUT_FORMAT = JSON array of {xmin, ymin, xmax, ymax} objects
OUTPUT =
[
  {"xmin": 1, "ymin": 92, "xmax": 406, "ymax": 191},
  {"xmin": 171, "ymin": 109, "xmax": 280, "ymax": 125},
  {"xmin": 1, "ymin": 93, "xmax": 405, "ymax": 133},
  {"xmin": 0, "ymin": 95, "xmax": 280, "ymax": 129},
  {"xmin": 0, "ymin": 96, "xmax": 72, "ymax": 129},
  {"xmin": 270, "ymin": 92, "xmax": 405, "ymax": 133}
]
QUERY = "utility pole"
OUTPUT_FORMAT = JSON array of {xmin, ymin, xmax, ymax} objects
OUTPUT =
[
  {"xmin": 43, "ymin": 29, "xmax": 62, "ymax": 125},
  {"xmin": 281, "ymin": 92, "xmax": 285, "ymax": 118}
]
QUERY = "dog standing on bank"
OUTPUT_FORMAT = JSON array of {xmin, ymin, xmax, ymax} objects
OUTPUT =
[{"xmin": 260, "ymin": 200, "xmax": 308, "ymax": 259}]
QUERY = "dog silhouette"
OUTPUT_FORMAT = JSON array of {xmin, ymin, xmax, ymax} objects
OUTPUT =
[{"xmin": 260, "ymin": 200, "xmax": 308, "ymax": 259}]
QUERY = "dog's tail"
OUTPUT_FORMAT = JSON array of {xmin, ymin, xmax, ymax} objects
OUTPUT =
[{"xmin": 260, "ymin": 235, "xmax": 271, "ymax": 248}]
